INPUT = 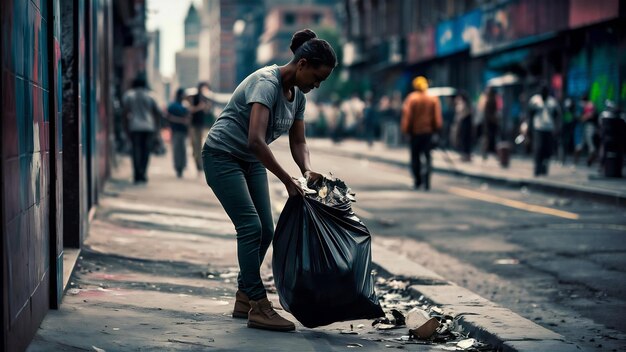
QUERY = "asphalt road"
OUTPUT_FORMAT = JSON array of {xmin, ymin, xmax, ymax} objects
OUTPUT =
[{"xmin": 270, "ymin": 140, "xmax": 626, "ymax": 351}]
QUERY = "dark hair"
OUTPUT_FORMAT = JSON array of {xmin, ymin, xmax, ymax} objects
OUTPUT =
[
  {"xmin": 132, "ymin": 74, "xmax": 148, "ymax": 88},
  {"xmin": 197, "ymin": 81, "xmax": 210, "ymax": 90},
  {"xmin": 456, "ymin": 90, "xmax": 469, "ymax": 104},
  {"xmin": 290, "ymin": 29, "xmax": 337, "ymax": 68},
  {"xmin": 175, "ymin": 88, "xmax": 186, "ymax": 102}
]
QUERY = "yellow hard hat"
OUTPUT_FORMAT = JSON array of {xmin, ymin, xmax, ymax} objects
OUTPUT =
[{"xmin": 412, "ymin": 76, "xmax": 429, "ymax": 91}]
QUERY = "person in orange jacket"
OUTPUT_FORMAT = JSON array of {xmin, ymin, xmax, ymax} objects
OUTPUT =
[{"xmin": 401, "ymin": 76, "xmax": 443, "ymax": 190}]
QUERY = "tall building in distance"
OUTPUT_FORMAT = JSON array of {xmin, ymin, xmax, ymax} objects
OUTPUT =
[
  {"xmin": 200, "ymin": 0, "xmax": 264, "ymax": 92},
  {"xmin": 175, "ymin": 3, "xmax": 201, "ymax": 90},
  {"xmin": 184, "ymin": 3, "xmax": 200, "ymax": 48},
  {"xmin": 197, "ymin": 0, "xmax": 337, "ymax": 93}
]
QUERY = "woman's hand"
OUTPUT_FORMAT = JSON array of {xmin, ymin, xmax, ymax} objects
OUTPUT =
[
  {"xmin": 284, "ymin": 177, "xmax": 304, "ymax": 197},
  {"xmin": 303, "ymin": 170, "xmax": 323, "ymax": 185}
]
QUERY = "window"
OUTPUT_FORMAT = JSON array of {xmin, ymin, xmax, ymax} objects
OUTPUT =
[
  {"xmin": 313, "ymin": 13, "xmax": 322, "ymax": 24},
  {"xmin": 284, "ymin": 12, "xmax": 296, "ymax": 25}
]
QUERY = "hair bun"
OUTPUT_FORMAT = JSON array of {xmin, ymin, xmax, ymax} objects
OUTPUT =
[{"xmin": 290, "ymin": 29, "xmax": 317, "ymax": 54}]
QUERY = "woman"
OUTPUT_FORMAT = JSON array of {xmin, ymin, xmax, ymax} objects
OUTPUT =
[
  {"xmin": 202, "ymin": 29, "xmax": 336, "ymax": 332},
  {"xmin": 166, "ymin": 88, "xmax": 191, "ymax": 178}
]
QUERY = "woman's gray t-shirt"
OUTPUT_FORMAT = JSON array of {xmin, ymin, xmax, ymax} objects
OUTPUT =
[{"xmin": 204, "ymin": 65, "xmax": 306, "ymax": 161}]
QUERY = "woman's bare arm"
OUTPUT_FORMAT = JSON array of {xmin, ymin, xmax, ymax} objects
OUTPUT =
[{"xmin": 248, "ymin": 103, "xmax": 303, "ymax": 196}]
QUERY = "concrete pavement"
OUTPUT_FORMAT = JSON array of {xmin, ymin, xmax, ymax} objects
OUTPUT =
[
  {"xmin": 27, "ymin": 144, "xmax": 583, "ymax": 351},
  {"xmin": 304, "ymin": 138, "xmax": 626, "ymax": 207}
]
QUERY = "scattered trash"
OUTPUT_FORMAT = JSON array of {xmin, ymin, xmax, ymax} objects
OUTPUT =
[
  {"xmin": 219, "ymin": 272, "xmax": 238, "ymax": 279},
  {"xmin": 340, "ymin": 330, "xmax": 359, "ymax": 335},
  {"xmin": 405, "ymin": 308, "xmax": 430, "ymax": 326},
  {"xmin": 457, "ymin": 338, "xmax": 478, "ymax": 349},
  {"xmin": 68, "ymin": 288, "xmax": 81, "ymax": 295},
  {"xmin": 92, "ymin": 346, "xmax": 106, "ymax": 352},
  {"xmin": 430, "ymin": 306, "xmax": 444, "ymax": 315},
  {"xmin": 372, "ymin": 309, "xmax": 406, "ymax": 330},
  {"xmin": 167, "ymin": 338, "xmax": 214, "ymax": 348},
  {"xmin": 493, "ymin": 258, "xmax": 519, "ymax": 265},
  {"xmin": 295, "ymin": 174, "xmax": 357, "ymax": 206},
  {"xmin": 408, "ymin": 317, "xmax": 440, "ymax": 340},
  {"xmin": 373, "ymin": 275, "xmax": 495, "ymax": 351},
  {"xmin": 346, "ymin": 343, "xmax": 364, "ymax": 348}
]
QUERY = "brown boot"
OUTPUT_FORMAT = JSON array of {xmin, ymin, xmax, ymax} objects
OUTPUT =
[
  {"xmin": 248, "ymin": 297, "xmax": 295, "ymax": 332},
  {"xmin": 232, "ymin": 290, "xmax": 250, "ymax": 319}
]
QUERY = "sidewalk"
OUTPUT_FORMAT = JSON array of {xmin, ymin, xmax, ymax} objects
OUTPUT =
[
  {"xmin": 27, "ymin": 148, "xmax": 579, "ymax": 352},
  {"xmin": 304, "ymin": 138, "xmax": 626, "ymax": 206},
  {"xmin": 26, "ymin": 153, "xmax": 442, "ymax": 352}
]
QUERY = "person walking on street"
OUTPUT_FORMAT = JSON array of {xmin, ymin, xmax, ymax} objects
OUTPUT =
[
  {"xmin": 480, "ymin": 86, "xmax": 501, "ymax": 160},
  {"xmin": 559, "ymin": 97, "xmax": 576, "ymax": 164},
  {"xmin": 453, "ymin": 91, "xmax": 473, "ymax": 162},
  {"xmin": 166, "ymin": 88, "xmax": 191, "ymax": 178},
  {"xmin": 528, "ymin": 85, "xmax": 561, "ymax": 176},
  {"xmin": 202, "ymin": 28, "xmax": 336, "ymax": 332},
  {"xmin": 363, "ymin": 91, "xmax": 379, "ymax": 147},
  {"xmin": 190, "ymin": 82, "xmax": 215, "ymax": 174},
  {"xmin": 401, "ymin": 76, "xmax": 443, "ymax": 190},
  {"xmin": 574, "ymin": 93, "xmax": 599, "ymax": 166},
  {"xmin": 122, "ymin": 75, "xmax": 163, "ymax": 184}
]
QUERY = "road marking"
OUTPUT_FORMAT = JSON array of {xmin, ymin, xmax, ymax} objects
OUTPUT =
[{"xmin": 447, "ymin": 186, "xmax": 580, "ymax": 220}]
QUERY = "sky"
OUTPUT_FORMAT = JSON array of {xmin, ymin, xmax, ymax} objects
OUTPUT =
[{"xmin": 146, "ymin": 0, "xmax": 202, "ymax": 79}]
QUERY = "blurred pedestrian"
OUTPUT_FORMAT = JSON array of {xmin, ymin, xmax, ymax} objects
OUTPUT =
[
  {"xmin": 190, "ymin": 82, "xmax": 215, "ymax": 174},
  {"xmin": 339, "ymin": 93, "xmax": 365, "ymax": 140},
  {"xmin": 166, "ymin": 88, "xmax": 191, "ymax": 178},
  {"xmin": 323, "ymin": 99, "xmax": 342, "ymax": 142},
  {"xmin": 453, "ymin": 91, "xmax": 473, "ymax": 162},
  {"xmin": 379, "ymin": 91, "xmax": 403, "ymax": 147},
  {"xmin": 441, "ymin": 95, "xmax": 455, "ymax": 148},
  {"xmin": 574, "ymin": 93, "xmax": 598, "ymax": 166},
  {"xmin": 528, "ymin": 85, "xmax": 560, "ymax": 176},
  {"xmin": 122, "ymin": 74, "xmax": 163, "ymax": 184},
  {"xmin": 202, "ymin": 28, "xmax": 336, "ymax": 332},
  {"xmin": 480, "ymin": 86, "xmax": 501, "ymax": 160},
  {"xmin": 401, "ymin": 76, "xmax": 442, "ymax": 190},
  {"xmin": 559, "ymin": 97, "xmax": 576, "ymax": 163},
  {"xmin": 363, "ymin": 91, "xmax": 379, "ymax": 147}
]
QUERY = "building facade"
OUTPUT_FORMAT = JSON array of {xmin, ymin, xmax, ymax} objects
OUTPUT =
[
  {"xmin": 174, "ymin": 4, "xmax": 201, "ymax": 91},
  {"xmin": 146, "ymin": 30, "xmax": 167, "ymax": 107},
  {"xmin": 257, "ymin": 4, "xmax": 337, "ymax": 66},
  {"xmin": 341, "ymin": 0, "xmax": 625, "ymax": 140},
  {"xmin": 200, "ymin": 0, "xmax": 265, "ymax": 92},
  {"xmin": 1, "ymin": 0, "xmax": 145, "ymax": 350}
]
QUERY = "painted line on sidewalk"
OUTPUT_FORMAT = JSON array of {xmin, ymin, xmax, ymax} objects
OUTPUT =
[{"xmin": 447, "ymin": 186, "xmax": 580, "ymax": 220}]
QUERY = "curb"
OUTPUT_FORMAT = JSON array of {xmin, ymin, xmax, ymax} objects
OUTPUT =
[
  {"xmin": 308, "ymin": 145, "xmax": 626, "ymax": 207},
  {"xmin": 371, "ymin": 243, "xmax": 581, "ymax": 352}
]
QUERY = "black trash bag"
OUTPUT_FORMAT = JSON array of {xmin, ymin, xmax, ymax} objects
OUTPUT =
[{"xmin": 272, "ymin": 180, "xmax": 384, "ymax": 328}]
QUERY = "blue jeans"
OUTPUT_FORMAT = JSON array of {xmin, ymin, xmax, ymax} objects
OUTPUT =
[{"xmin": 202, "ymin": 144, "xmax": 274, "ymax": 301}]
